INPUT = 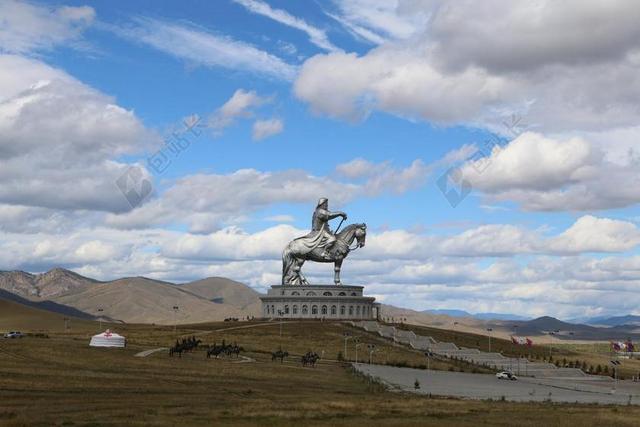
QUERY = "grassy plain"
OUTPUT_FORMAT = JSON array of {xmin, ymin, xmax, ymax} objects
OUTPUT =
[{"xmin": 2, "ymin": 317, "xmax": 640, "ymax": 426}]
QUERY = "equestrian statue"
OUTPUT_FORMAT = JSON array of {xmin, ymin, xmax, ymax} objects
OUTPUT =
[{"xmin": 282, "ymin": 198, "xmax": 366, "ymax": 286}]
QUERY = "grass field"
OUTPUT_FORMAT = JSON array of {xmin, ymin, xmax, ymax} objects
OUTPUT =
[{"xmin": 2, "ymin": 319, "xmax": 640, "ymax": 426}]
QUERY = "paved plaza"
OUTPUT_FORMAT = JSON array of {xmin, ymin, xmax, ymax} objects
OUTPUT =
[{"xmin": 354, "ymin": 363, "xmax": 640, "ymax": 405}]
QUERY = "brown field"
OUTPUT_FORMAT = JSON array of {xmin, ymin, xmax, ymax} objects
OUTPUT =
[{"xmin": 2, "ymin": 316, "xmax": 640, "ymax": 426}]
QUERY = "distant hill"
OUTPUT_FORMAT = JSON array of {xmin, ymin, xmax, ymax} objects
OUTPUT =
[
  {"xmin": 0, "ymin": 268, "xmax": 263, "ymax": 325},
  {"xmin": 507, "ymin": 316, "xmax": 640, "ymax": 341},
  {"xmin": 423, "ymin": 309, "xmax": 472, "ymax": 317},
  {"xmin": 52, "ymin": 276, "xmax": 247, "ymax": 324},
  {"xmin": 572, "ymin": 315, "xmax": 640, "ymax": 327},
  {"xmin": 0, "ymin": 296, "xmax": 93, "ymax": 331},
  {"xmin": 179, "ymin": 277, "xmax": 262, "ymax": 315},
  {"xmin": 423, "ymin": 309, "xmax": 530, "ymax": 321},
  {"xmin": 0, "ymin": 288, "xmax": 94, "ymax": 319},
  {"xmin": 2, "ymin": 268, "xmax": 639, "ymax": 338},
  {"xmin": 0, "ymin": 268, "xmax": 97, "ymax": 299}
]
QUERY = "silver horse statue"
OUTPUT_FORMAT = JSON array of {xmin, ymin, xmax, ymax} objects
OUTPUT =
[{"xmin": 282, "ymin": 198, "xmax": 366, "ymax": 285}]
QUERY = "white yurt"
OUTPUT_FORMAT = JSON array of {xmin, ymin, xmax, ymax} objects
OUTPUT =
[{"xmin": 89, "ymin": 329, "xmax": 126, "ymax": 348}]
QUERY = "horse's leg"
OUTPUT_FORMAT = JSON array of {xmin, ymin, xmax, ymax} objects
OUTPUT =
[
  {"xmin": 334, "ymin": 259, "xmax": 343, "ymax": 285},
  {"xmin": 293, "ymin": 258, "xmax": 306, "ymax": 285}
]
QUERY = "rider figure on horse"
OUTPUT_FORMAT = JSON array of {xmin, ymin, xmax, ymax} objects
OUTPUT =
[
  {"xmin": 307, "ymin": 198, "xmax": 347, "ymax": 258},
  {"xmin": 282, "ymin": 198, "xmax": 365, "ymax": 285}
]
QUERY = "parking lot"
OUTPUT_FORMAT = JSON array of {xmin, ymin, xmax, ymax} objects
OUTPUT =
[{"xmin": 354, "ymin": 363, "xmax": 640, "ymax": 405}]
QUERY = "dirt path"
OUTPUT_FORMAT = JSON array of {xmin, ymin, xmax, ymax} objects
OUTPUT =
[{"xmin": 134, "ymin": 347, "xmax": 168, "ymax": 357}]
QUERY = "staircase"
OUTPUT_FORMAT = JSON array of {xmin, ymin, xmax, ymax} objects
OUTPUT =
[{"xmin": 350, "ymin": 321, "xmax": 587, "ymax": 378}]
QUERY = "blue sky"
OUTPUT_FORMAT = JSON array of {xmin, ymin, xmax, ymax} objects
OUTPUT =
[{"xmin": 1, "ymin": 0, "xmax": 640, "ymax": 319}]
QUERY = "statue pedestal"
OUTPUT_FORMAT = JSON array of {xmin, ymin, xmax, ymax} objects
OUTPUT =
[{"xmin": 260, "ymin": 284, "xmax": 379, "ymax": 320}]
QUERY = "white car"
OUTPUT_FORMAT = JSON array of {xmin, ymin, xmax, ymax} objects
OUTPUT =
[
  {"xmin": 3, "ymin": 331, "xmax": 24, "ymax": 339},
  {"xmin": 496, "ymin": 371, "xmax": 517, "ymax": 380}
]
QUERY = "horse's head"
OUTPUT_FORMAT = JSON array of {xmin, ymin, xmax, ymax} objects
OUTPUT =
[
  {"xmin": 355, "ymin": 223, "xmax": 366, "ymax": 248},
  {"xmin": 335, "ymin": 223, "xmax": 367, "ymax": 251}
]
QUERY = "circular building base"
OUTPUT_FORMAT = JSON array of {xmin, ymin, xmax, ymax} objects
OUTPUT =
[{"xmin": 260, "ymin": 284, "xmax": 379, "ymax": 320}]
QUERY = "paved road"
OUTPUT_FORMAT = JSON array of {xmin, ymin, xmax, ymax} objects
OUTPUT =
[{"xmin": 354, "ymin": 363, "xmax": 640, "ymax": 405}]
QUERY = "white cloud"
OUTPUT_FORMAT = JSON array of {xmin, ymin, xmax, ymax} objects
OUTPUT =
[
  {"xmin": 208, "ymin": 89, "xmax": 268, "ymax": 132},
  {"xmin": 459, "ymin": 132, "xmax": 640, "ymax": 211},
  {"xmin": 265, "ymin": 214, "xmax": 295, "ymax": 222},
  {"xmin": 461, "ymin": 132, "xmax": 595, "ymax": 192},
  {"xmin": 105, "ymin": 168, "xmax": 359, "ymax": 232},
  {"xmin": 114, "ymin": 17, "xmax": 296, "ymax": 80},
  {"xmin": 335, "ymin": 158, "xmax": 376, "ymax": 179},
  {"xmin": 330, "ymin": 0, "xmax": 429, "ymax": 43},
  {"xmin": 233, "ymin": 0, "xmax": 339, "ymax": 52},
  {"xmin": 548, "ymin": 216, "xmax": 640, "ymax": 254},
  {"xmin": 105, "ymin": 160, "xmax": 429, "ymax": 232},
  {"xmin": 298, "ymin": 1, "xmax": 640, "ymax": 133},
  {"xmin": 0, "ymin": 0, "xmax": 94, "ymax": 54},
  {"xmin": 0, "ymin": 55, "xmax": 157, "ymax": 213},
  {"xmin": 3, "ymin": 214, "xmax": 640, "ymax": 318},
  {"xmin": 438, "ymin": 224, "xmax": 537, "ymax": 257},
  {"xmin": 295, "ymin": 49, "xmax": 513, "ymax": 123},
  {"xmin": 161, "ymin": 224, "xmax": 299, "ymax": 260},
  {"xmin": 425, "ymin": 0, "xmax": 640, "ymax": 73},
  {"xmin": 252, "ymin": 118, "xmax": 283, "ymax": 140}
]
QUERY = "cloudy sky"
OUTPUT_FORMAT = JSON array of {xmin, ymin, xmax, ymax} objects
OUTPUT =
[{"xmin": 1, "ymin": 0, "xmax": 640, "ymax": 320}]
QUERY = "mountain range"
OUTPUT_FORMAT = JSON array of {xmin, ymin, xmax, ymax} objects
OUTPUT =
[
  {"xmin": 0, "ymin": 268, "xmax": 261, "ymax": 325},
  {"xmin": 1, "ymin": 268, "xmax": 640, "ymax": 341},
  {"xmin": 568, "ymin": 315, "xmax": 640, "ymax": 327},
  {"xmin": 423, "ymin": 309, "xmax": 531, "ymax": 321}
]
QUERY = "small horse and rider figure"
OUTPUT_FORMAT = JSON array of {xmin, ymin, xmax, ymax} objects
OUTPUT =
[
  {"xmin": 271, "ymin": 348, "xmax": 289, "ymax": 363},
  {"xmin": 206, "ymin": 339, "xmax": 243, "ymax": 359},
  {"xmin": 282, "ymin": 198, "xmax": 366, "ymax": 286},
  {"xmin": 169, "ymin": 336, "xmax": 202, "ymax": 357},
  {"xmin": 301, "ymin": 351, "xmax": 320, "ymax": 367}
]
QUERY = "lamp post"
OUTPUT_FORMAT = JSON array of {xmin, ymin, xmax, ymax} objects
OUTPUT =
[
  {"xmin": 343, "ymin": 332, "xmax": 353, "ymax": 360},
  {"xmin": 453, "ymin": 321, "xmax": 459, "ymax": 342},
  {"xmin": 548, "ymin": 330, "xmax": 559, "ymax": 360},
  {"xmin": 611, "ymin": 360, "xmax": 621, "ymax": 391},
  {"xmin": 278, "ymin": 310, "xmax": 284, "ymax": 338},
  {"xmin": 172, "ymin": 305, "xmax": 179, "ymax": 334},
  {"xmin": 486, "ymin": 328, "xmax": 493, "ymax": 353},
  {"xmin": 425, "ymin": 350, "xmax": 433, "ymax": 371},
  {"xmin": 512, "ymin": 325, "xmax": 520, "ymax": 375},
  {"xmin": 367, "ymin": 344, "xmax": 377, "ymax": 364},
  {"xmin": 97, "ymin": 308, "xmax": 104, "ymax": 331}
]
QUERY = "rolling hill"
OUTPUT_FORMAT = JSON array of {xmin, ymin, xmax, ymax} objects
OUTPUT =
[
  {"xmin": 2, "ymin": 268, "xmax": 640, "ymax": 340},
  {"xmin": 52, "ymin": 276, "xmax": 247, "ymax": 325},
  {"xmin": 0, "ymin": 268, "xmax": 262, "ymax": 325},
  {"xmin": 498, "ymin": 316, "xmax": 640, "ymax": 341},
  {"xmin": 581, "ymin": 315, "xmax": 640, "ymax": 327},
  {"xmin": 0, "ymin": 268, "xmax": 97, "ymax": 299},
  {"xmin": 179, "ymin": 277, "xmax": 262, "ymax": 314},
  {"xmin": 0, "ymin": 296, "xmax": 93, "ymax": 331},
  {"xmin": 423, "ymin": 309, "xmax": 530, "ymax": 321}
]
